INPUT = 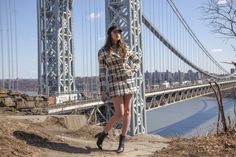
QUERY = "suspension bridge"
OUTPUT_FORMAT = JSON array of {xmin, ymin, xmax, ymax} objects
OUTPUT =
[{"xmin": 0, "ymin": 0, "xmax": 235, "ymax": 135}]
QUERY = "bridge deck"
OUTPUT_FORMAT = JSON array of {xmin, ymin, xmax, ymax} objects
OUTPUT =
[{"xmin": 47, "ymin": 80, "xmax": 236, "ymax": 114}]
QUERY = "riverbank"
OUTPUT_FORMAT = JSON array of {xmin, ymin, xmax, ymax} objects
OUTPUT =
[
  {"xmin": 153, "ymin": 87, "xmax": 236, "ymax": 156},
  {"xmin": 154, "ymin": 127, "xmax": 236, "ymax": 157}
]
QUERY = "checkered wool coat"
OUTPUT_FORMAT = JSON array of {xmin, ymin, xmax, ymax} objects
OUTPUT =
[{"xmin": 98, "ymin": 47, "xmax": 140, "ymax": 97}]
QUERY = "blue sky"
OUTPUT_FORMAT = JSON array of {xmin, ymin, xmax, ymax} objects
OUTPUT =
[
  {"xmin": 0, "ymin": 0, "xmax": 235, "ymax": 79},
  {"xmin": 174, "ymin": 0, "xmax": 235, "ymax": 70}
]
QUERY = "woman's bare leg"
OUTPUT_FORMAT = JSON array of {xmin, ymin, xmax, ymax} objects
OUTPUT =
[
  {"xmin": 121, "ymin": 94, "xmax": 132, "ymax": 135},
  {"xmin": 103, "ymin": 96, "xmax": 124, "ymax": 133}
]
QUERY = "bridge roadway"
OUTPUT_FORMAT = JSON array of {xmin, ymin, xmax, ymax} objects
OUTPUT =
[{"xmin": 47, "ymin": 80, "xmax": 236, "ymax": 114}]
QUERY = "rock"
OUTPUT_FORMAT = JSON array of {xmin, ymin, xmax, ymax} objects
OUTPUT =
[
  {"xmin": 16, "ymin": 100, "xmax": 26, "ymax": 109},
  {"xmin": 62, "ymin": 115, "xmax": 87, "ymax": 131},
  {"xmin": 0, "ymin": 93, "xmax": 8, "ymax": 98},
  {"xmin": 0, "ymin": 88, "xmax": 8, "ymax": 94},
  {"xmin": 0, "ymin": 99, "xmax": 4, "ymax": 107},
  {"xmin": 25, "ymin": 101, "xmax": 35, "ymax": 108},
  {"xmin": 0, "ymin": 88, "xmax": 49, "ymax": 114},
  {"xmin": 40, "ymin": 95, "xmax": 48, "ymax": 101},
  {"xmin": 35, "ymin": 101, "xmax": 47, "ymax": 108},
  {"xmin": 4, "ymin": 97, "xmax": 15, "ymax": 107},
  {"xmin": 35, "ymin": 96, "xmax": 44, "ymax": 101},
  {"xmin": 22, "ymin": 95, "xmax": 34, "ymax": 101},
  {"xmin": 14, "ymin": 96, "xmax": 23, "ymax": 101},
  {"xmin": 9, "ymin": 90, "xmax": 21, "ymax": 96}
]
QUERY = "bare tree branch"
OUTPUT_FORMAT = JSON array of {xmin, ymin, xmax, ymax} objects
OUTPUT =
[
  {"xmin": 232, "ymin": 45, "xmax": 236, "ymax": 52},
  {"xmin": 201, "ymin": 0, "xmax": 236, "ymax": 40}
]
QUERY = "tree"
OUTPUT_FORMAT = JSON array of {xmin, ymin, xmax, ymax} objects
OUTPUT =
[{"xmin": 201, "ymin": 0, "xmax": 236, "ymax": 40}]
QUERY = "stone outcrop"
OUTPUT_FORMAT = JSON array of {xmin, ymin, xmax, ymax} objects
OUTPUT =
[{"xmin": 0, "ymin": 88, "xmax": 48, "ymax": 114}]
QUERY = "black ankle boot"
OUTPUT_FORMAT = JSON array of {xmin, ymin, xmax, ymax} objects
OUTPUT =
[
  {"xmin": 117, "ymin": 134, "xmax": 125, "ymax": 153},
  {"xmin": 95, "ymin": 131, "xmax": 108, "ymax": 150}
]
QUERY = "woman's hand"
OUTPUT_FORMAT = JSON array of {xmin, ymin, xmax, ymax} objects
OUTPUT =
[
  {"xmin": 123, "ymin": 63, "xmax": 138, "ymax": 73},
  {"xmin": 101, "ymin": 92, "xmax": 108, "ymax": 102}
]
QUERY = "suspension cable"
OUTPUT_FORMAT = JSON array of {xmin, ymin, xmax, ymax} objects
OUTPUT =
[
  {"xmin": 8, "ymin": 0, "xmax": 14, "ymax": 89},
  {"xmin": 13, "ymin": 0, "xmax": 18, "ymax": 90},
  {"xmin": 6, "ymin": 0, "xmax": 11, "ymax": 89},
  {"xmin": 166, "ymin": 0, "xmax": 228, "ymax": 74},
  {"xmin": 142, "ymin": 15, "xmax": 236, "ymax": 79},
  {"xmin": 0, "ymin": 0, "xmax": 4, "ymax": 88}
]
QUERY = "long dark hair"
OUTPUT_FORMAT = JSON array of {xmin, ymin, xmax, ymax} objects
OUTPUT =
[{"xmin": 103, "ymin": 33, "xmax": 127, "ymax": 61}]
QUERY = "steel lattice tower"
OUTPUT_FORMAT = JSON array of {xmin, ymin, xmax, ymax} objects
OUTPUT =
[
  {"xmin": 105, "ymin": 0, "xmax": 146, "ymax": 135},
  {"xmin": 37, "ymin": 0, "xmax": 75, "ymax": 97}
]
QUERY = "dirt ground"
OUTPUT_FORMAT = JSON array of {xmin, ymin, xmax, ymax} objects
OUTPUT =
[
  {"xmin": 1, "ymin": 112, "xmax": 236, "ymax": 157},
  {"xmin": 0, "ymin": 112, "xmax": 169, "ymax": 157}
]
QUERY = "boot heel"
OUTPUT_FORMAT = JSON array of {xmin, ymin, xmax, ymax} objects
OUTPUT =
[
  {"xmin": 117, "ymin": 134, "xmax": 125, "ymax": 153},
  {"xmin": 94, "ymin": 132, "xmax": 100, "ymax": 138},
  {"xmin": 95, "ymin": 131, "xmax": 108, "ymax": 150}
]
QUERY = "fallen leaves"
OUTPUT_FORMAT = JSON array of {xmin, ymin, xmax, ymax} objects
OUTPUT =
[{"xmin": 154, "ymin": 128, "xmax": 236, "ymax": 157}]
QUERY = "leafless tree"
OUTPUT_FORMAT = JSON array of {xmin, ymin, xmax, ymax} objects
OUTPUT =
[
  {"xmin": 209, "ymin": 81, "xmax": 228, "ymax": 133},
  {"xmin": 201, "ymin": 0, "xmax": 236, "ymax": 40}
]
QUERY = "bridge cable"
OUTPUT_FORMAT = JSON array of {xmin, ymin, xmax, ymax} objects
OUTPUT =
[
  {"xmin": 159, "ymin": 0, "xmax": 163, "ymax": 80},
  {"xmin": 94, "ymin": 0, "xmax": 98, "ymax": 99},
  {"xmin": 88, "ymin": 0, "xmax": 91, "ymax": 98},
  {"xmin": 6, "ymin": 0, "xmax": 11, "ymax": 89},
  {"xmin": 81, "ymin": 0, "xmax": 86, "ymax": 99},
  {"xmin": 166, "ymin": 0, "xmax": 228, "ymax": 74},
  {"xmin": 142, "ymin": 15, "xmax": 236, "ymax": 79},
  {"xmin": 8, "ymin": 0, "xmax": 14, "ymax": 90},
  {"xmin": 152, "ymin": 0, "xmax": 155, "ymax": 75},
  {"xmin": 168, "ymin": 1, "xmax": 221, "ymax": 73},
  {"xmin": 13, "ymin": 0, "xmax": 18, "ymax": 90},
  {"xmin": 85, "ymin": 0, "xmax": 89, "ymax": 100},
  {"xmin": 0, "ymin": 0, "xmax": 4, "ymax": 88}
]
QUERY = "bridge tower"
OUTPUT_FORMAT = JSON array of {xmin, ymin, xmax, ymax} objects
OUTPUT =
[
  {"xmin": 105, "ymin": 0, "xmax": 146, "ymax": 135},
  {"xmin": 37, "ymin": 0, "xmax": 76, "ymax": 100}
]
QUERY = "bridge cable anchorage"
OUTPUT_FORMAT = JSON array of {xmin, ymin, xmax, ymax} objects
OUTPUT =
[{"xmin": 142, "ymin": 15, "xmax": 236, "ymax": 79}]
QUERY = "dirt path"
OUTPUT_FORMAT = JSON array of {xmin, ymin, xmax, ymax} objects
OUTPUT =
[
  {"xmin": 0, "ymin": 115, "xmax": 169, "ymax": 157},
  {"xmin": 34, "ymin": 135, "xmax": 168, "ymax": 157}
]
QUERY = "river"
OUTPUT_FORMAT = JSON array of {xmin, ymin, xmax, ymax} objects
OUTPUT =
[{"xmin": 147, "ymin": 96, "xmax": 236, "ymax": 137}]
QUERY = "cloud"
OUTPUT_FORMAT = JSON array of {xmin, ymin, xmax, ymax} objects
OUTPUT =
[
  {"xmin": 211, "ymin": 48, "xmax": 223, "ymax": 52},
  {"xmin": 217, "ymin": 0, "xmax": 229, "ymax": 5},
  {"xmin": 89, "ymin": 12, "xmax": 101, "ymax": 20}
]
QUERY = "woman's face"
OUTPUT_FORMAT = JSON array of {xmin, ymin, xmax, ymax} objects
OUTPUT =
[{"xmin": 111, "ymin": 30, "xmax": 121, "ymax": 43}]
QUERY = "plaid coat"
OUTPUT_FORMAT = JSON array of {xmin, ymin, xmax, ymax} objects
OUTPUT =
[{"xmin": 98, "ymin": 47, "xmax": 140, "ymax": 97}]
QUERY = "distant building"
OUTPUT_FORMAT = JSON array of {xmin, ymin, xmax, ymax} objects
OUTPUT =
[{"xmin": 161, "ymin": 81, "xmax": 170, "ymax": 88}]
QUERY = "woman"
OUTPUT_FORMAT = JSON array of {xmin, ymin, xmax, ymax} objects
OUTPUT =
[{"xmin": 95, "ymin": 25, "xmax": 140, "ymax": 153}]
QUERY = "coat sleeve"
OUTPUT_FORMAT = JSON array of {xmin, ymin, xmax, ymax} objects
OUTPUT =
[
  {"xmin": 127, "ymin": 49, "xmax": 141, "ymax": 72},
  {"xmin": 98, "ymin": 50, "xmax": 107, "ymax": 94}
]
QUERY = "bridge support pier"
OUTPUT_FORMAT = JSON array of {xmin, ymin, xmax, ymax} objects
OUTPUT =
[
  {"xmin": 37, "ymin": 0, "xmax": 76, "ymax": 98},
  {"xmin": 105, "ymin": 0, "xmax": 146, "ymax": 135}
]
